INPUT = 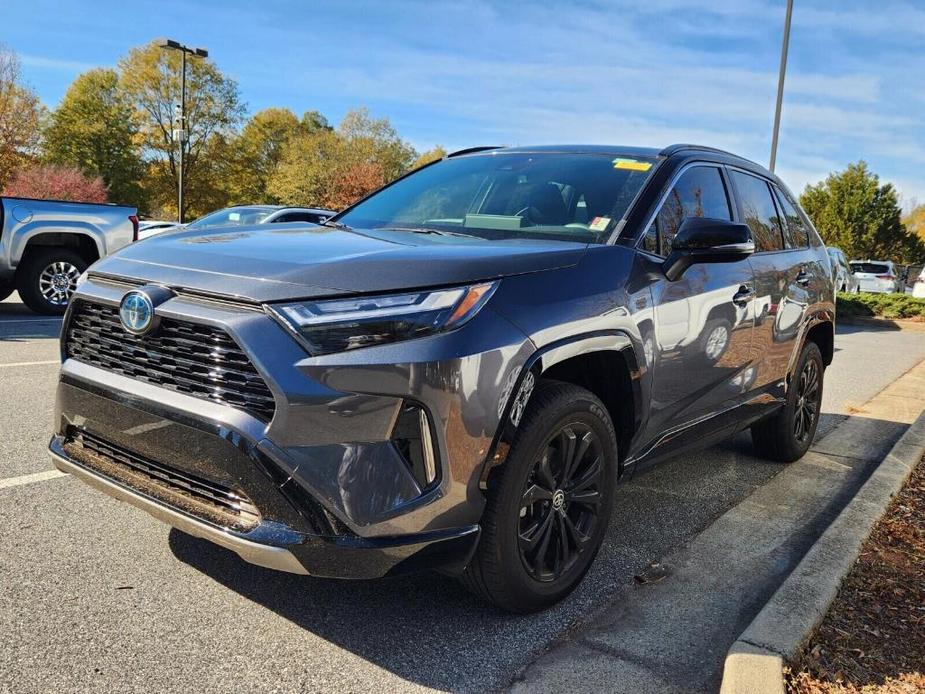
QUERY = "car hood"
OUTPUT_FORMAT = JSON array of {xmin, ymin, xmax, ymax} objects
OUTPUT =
[{"xmin": 91, "ymin": 224, "xmax": 588, "ymax": 303}]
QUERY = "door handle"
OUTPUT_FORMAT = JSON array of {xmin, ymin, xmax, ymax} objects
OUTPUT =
[
  {"xmin": 796, "ymin": 269, "xmax": 811, "ymax": 286},
  {"xmin": 732, "ymin": 285, "xmax": 755, "ymax": 306}
]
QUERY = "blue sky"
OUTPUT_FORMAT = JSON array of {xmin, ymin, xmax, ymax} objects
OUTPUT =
[{"xmin": 4, "ymin": 0, "xmax": 924, "ymax": 205}]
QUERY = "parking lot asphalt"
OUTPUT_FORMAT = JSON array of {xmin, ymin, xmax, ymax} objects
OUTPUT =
[{"xmin": 2, "ymin": 293, "xmax": 924, "ymax": 694}]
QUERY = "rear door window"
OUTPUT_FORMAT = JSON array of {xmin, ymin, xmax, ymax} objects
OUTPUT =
[
  {"xmin": 643, "ymin": 165, "xmax": 732, "ymax": 256},
  {"xmin": 730, "ymin": 171, "xmax": 785, "ymax": 252},
  {"xmin": 773, "ymin": 187, "xmax": 809, "ymax": 248}
]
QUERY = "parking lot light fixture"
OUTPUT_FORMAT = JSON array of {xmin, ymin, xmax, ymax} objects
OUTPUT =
[{"xmin": 156, "ymin": 38, "xmax": 209, "ymax": 224}]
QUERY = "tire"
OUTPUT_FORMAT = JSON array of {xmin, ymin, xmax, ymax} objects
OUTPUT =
[
  {"xmin": 461, "ymin": 380, "xmax": 618, "ymax": 613},
  {"xmin": 15, "ymin": 248, "xmax": 87, "ymax": 315},
  {"xmin": 0, "ymin": 284, "xmax": 13, "ymax": 302},
  {"xmin": 700, "ymin": 318, "xmax": 731, "ymax": 364},
  {"xmin": 751, "ymin": 341, "xmax": 824, "ymax": 463}
]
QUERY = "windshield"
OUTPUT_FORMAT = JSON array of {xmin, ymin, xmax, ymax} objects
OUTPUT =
[
  {"xmin": 335, "ymin": 152, "xmax": 657, "ymax": 243},
  {"xmin": 850, "ymin": 263, "xmax": 889, "ymax": 274},
  {"xmin": 187, "ymin": 206, "xmax": 277, "ymax": 229}
]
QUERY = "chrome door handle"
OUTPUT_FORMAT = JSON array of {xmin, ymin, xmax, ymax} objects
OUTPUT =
[{"xmin": 732, "ymin": 285, "xmax": 755, "ymax": 306}]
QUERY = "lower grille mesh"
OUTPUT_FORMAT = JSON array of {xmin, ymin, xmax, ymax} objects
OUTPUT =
[{"xmin": 64, "ymin": 429, "xmax": 260, "ymax": 531}]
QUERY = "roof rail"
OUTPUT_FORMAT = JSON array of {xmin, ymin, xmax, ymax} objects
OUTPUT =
[
  {"xmin": 446, "ymin": 146, "xmax": 505, "ymax": 158},
  {"xmin": 659, "ymin": 143, "xmax": 740, "ymax": 158}
]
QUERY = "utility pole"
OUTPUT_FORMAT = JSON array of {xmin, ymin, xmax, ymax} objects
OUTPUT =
[
  {"xmin": 157, "ymin": 39, "xmax": 209, "ymax": 224},
  {"xmin": 769, "ymin": 0, "xmax": 793, "ymax": 173}
]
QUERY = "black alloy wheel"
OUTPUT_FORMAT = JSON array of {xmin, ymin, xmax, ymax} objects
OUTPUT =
[{"xmin": 461, "ymin": 380, "xmax": 617, "ymax": 613}]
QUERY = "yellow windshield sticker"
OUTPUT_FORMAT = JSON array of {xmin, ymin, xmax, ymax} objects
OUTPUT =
[
  {"xmin": 613, "ymin": 158, "xmax": 653, "ymax": 172},
  {"xmin": 589, "ymin": 216, "xmax": 611, "ymax": 232}
]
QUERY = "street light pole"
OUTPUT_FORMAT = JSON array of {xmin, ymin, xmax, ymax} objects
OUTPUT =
[
  {"xmin": 156, "ymin": 39, "xmax": 209, "ymax": 224},
  {"xmin": 769, "ymin": 0, "xmax": 793, "ymax": 173},
  {"xmin": 179, "ymin": 48, "xmax": 186, "ymax": 224}
]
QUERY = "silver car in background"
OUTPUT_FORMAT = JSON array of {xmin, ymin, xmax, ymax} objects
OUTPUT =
[{"xmin": 826, "ymin": 247, "xmax": 859, "ymax": 293}]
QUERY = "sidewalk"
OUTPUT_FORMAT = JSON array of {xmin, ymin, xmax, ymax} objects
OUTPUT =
[{"xmin": 512, "ymin": 359, "xmax": 925, "ymax": 694}]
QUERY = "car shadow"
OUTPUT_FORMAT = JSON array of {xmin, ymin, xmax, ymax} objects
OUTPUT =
[
  {"xmin": 165, "ymin": 407, "xmax": 911, "ymax": 692},
  {"xmin": 0, "ymin": 298, "xmax": 62, "ymax": 341}
]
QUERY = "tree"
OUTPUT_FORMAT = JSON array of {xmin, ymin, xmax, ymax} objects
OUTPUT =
[
  {"xmin": 903, "ymin": 204, "xmax": 925, "ymax": 244},
  {"xmin": 119, "ymin": 41, "xmax": 244, "ymax": 220},
  {"xmin": 411, "ymin": 146, "xmax": 447, "ymax": 170},
  {"xmin": 42, "ymin": 68, "xmax": 144, "ymax": 207},
  {"xmin": 230, "ymin": 108, "xmax": 304, "ymax": 204},
  {"xmin": 800, "ymin": 162, "xmax": 925, "ymax": 264},
  {"xmin": 0, "ymin": 45, "xmax": 44, "ymax": 190},
  {"xmin": 3, "ymin": 164, "xmax": 108, "ymax": 202},
  {"xmin": 269, "ymin": 108, "xmax": 416, "ymax": 210}
]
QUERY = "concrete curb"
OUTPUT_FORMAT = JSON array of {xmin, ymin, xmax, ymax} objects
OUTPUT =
[{"xmin": 719, "ymin": 410, "xmax": 925, "ymax": 694}]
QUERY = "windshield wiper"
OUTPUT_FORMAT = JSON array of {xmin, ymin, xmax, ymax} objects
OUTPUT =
[
  {"xmin": 379, "ymin": 226, "xmax": 478, "ymax": 239},
  {"xmin": 320, "ymin": 219, "xmax": 353, "ymax": 231}
]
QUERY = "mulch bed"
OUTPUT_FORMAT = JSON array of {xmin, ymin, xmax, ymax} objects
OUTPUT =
[{"xmin": 787, "ymin": 454, "xmax": 925, "ymax": 693}]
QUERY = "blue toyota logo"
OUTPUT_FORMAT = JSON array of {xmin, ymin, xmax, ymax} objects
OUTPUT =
[{"xmin": 119, "ymin": 291, "xmax": 155, "ymax": 335}]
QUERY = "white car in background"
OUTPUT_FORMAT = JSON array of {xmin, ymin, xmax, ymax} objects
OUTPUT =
[
  {"xmin": 912, "ymin": 267, "xmax": 925, "ymax": 298},
  {"xmin": 849, "ymin": 260, "xmax": 901, "ymax": 293},
  {"xmin": 137, "ymin": 220, "xmax": 179, "ymax": 240}
]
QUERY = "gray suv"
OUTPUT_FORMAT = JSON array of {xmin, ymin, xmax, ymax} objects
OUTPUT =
[{"xmin": 50, "ymin": 144, "xmax": 835, "ymax": 612}]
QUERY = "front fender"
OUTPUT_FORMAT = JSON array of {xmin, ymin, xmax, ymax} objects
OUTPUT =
[{"xmin": 479, "ymin": 330, "xmax": 643, "ymax": 488}]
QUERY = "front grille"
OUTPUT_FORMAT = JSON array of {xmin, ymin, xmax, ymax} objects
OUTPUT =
[
  {"xmin": 65, "ymin": 300, "xmax": 276, "ymax": 421},
  {"xmin": 64, "ymin": 429, "xmax": 261, "ymax": 531}
]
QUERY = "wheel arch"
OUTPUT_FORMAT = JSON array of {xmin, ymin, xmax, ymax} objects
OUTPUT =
[
  {"xmin": 480, "ymin": 331, "xmax": 644, "ymax": 489},
  {"xmin": 16, "ymin": 230, "xmax": 102, "ymax": 268}
]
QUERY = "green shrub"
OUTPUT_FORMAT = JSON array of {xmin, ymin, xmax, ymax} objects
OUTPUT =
[{"xmin": 837, "ymin": 292, "xmax": 925, "ymax": 320}]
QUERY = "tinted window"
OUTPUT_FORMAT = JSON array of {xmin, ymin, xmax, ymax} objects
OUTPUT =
[
  {"xmin": 731, "ymin": 171, "xmax": 784, "ymax": 252},
  {"xmin": 850, "ymin": 263, "xmax": 889, "ymax": 274},
  {"xmin": 643, "ymin": 166, "xmax": 731, "ymax": 256},
  {"xmin": 273, "ymin": 212, "xmax": 324, "ymax": 223},
  {"xmin": 774, "ymin": 187, "xmax": 809, "ymax": 248}
]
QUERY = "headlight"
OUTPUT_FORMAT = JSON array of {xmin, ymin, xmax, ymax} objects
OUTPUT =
[{"xmin": 267, "ymin": 281, "xmax": 498, "ymax": 355}]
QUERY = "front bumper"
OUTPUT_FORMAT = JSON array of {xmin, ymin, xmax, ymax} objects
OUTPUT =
[{"xmin": 51, "ymin": 276, "xmax": 533, "ymax": 578}]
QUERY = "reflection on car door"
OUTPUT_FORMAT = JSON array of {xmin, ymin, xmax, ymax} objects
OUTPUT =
[
  {"xmin": 730, "ymin": 170, "xmax": 820, "ymax": 407},
  {"xmin": 638, "ymin": 164, "xmax": 756, "ymax": 458}
]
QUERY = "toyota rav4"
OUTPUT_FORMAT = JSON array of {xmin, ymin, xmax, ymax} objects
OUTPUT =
[{"xmin": 50, "ymin": 144, "xmax": 835, "ymax": 612}]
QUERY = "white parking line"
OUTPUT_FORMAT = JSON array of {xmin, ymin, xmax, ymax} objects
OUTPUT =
[
  {"xmin": 0, "ymin": 469, "xmax": 67, "ymax": 490},
  {"xmin": 0, "ymin": 360, "xmax": 59, "ymax": 368}
]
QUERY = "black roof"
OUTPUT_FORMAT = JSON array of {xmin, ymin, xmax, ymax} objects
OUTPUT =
[{"xmin": 448, "ymin": 143, "xmax": 760, "ymax": 167}]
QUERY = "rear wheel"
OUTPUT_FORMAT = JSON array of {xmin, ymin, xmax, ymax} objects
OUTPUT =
[
  {"xmin": 15, "ymin": 248, "xmax": 87, "ymax": 315},
  {"xmin": 0, "ymin": 283, "xmax": 13, "ymax": 302},
  {"xmin": 751, "ymin": 341, "xmax": 824, "ymax": 462},
  {"xmin": 461, "ymin": 380, "xmax": 617, "ymax": 613}
]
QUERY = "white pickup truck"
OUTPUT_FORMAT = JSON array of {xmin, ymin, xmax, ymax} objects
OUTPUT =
[{"xmin": 0, "ymin": 197, "xmax": 138, "ymax": 314}]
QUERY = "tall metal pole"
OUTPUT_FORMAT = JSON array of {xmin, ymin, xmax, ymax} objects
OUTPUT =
[
  {"xmin": 769, "ymin": 0, "xmax": 793, "ymax": 173},
  {"xmin": 178, "ymin": 49, "xmax": 186, "ymax": 224}
]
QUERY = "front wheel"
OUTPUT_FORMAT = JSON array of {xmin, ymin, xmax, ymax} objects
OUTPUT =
[
  {"xmin": 751, "ymin": 341, "xmax": 824, "ymax": 462},
  {"xmin": 461, "ymin": 380, "xmax": 617, "ymax": 613}
]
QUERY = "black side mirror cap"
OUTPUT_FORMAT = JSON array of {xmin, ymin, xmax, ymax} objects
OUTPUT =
[{"xmin": 663, "ymin": 217, "xmax": 755, "ymax": 281}]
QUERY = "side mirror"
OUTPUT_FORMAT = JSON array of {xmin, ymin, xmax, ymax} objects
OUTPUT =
[{"xmin": 663, "ymin": 217, "xmax": 754, "ymax": 281}]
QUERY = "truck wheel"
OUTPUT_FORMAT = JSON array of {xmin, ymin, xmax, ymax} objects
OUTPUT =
[
  {"xmin": 0, "ymin": 284, "xmax": 13, "ymax": 302},
  {"xmin": 15, "ymin": 248, "xmax": 87, "ymax": 315},
  {"xmin": 461, "ymin": 380, "xmax": 617, "ymax": 613},
  {"xmin": 751, "ymin": 341, "xmax": 824, "ymax": 462}
]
